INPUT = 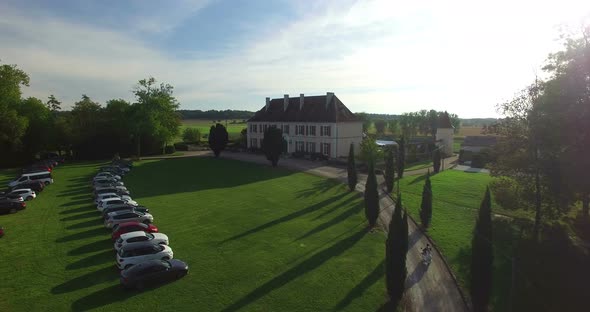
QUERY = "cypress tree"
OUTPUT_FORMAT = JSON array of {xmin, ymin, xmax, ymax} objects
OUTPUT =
[
  {"xmin": 433, "ymin": 148, "xmax": 442, "ymax": 173},
  {"xmin": 347, "ymin": 143, "xmax": 358, "ymax": 191},
  {"xmin": 364, "ymin": 160, "xmax": 379, "ymax": 228},
  {"xmin": 385, "ymin": 194, "xmax": 407, "ymax": 304},
  {"xmin": 470, "ymin": 187, "xmax": 494, "ymax": 312},
  {"xmin": 419, "ymin": 171, "xmax": 433, "ymax": 229},
  {"xmin": 384, "ymin": 147, "xmax": 395, "ymax": 192},
  {"xmin": 397, "ymin": 136, "xmax": 406, "ymax": 179}
]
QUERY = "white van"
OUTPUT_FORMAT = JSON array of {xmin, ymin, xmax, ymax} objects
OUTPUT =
[{"xmin": 8, "ymin": 171, "xmax": 53, "ymax": 188}]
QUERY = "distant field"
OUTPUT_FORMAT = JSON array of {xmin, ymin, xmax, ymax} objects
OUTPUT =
[
  {"xmin": 177, "ymin": 119, "xmax": 246, "ymax": 142},
  {"xmin": 457, "ymin": 126, "xmax": 483, "ymax": 137}
]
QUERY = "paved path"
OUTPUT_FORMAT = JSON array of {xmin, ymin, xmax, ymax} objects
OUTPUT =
[{"xmin": 142, "ymin": 151, "xmax": 468, "ymax": 311}]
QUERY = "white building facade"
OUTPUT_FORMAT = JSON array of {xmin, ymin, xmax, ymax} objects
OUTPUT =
[{"xmin": 247, "ymin": 93, "xmax": 362, "ymax": 158}]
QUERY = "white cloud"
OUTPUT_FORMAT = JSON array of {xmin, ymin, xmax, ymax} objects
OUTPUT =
[{"xmin": 1, "ymin": 0, "xmax": 589, "ymax": 117}]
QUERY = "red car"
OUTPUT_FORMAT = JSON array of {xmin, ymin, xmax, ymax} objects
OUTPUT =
[{"xmin": 111, "ymin": 221, "xmax": 158, "ymax": 241}]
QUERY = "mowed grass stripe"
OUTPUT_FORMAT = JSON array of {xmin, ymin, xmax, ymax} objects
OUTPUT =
[{"xmin": 1, "ymin": 157, "xmax": 386, "ymax": 311}]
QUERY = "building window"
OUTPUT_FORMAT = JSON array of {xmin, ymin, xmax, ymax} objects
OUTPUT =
[
  {"xmin": 321, "ymin": 143, "xmax": 331, "ymax": 156},
  {"xmin": 295, "ymin": 125, "xmax": 305, "ymax": 135},
  {"xmin": 250, "ymin": 138, "xmax": 258, "ymax": 148},
  {"xmin": 295, "ymin": 141, "xmax": 305, "ymax": 152},
  {"xmin": 263, "ymin": 124, "xmax": 268, "ymax": 132},
  {"xmin": 249, "ymin": 124, "xmax": 257, "ymax": 133},
  {"xmin": 309, "ymin": 126, "xmax": 316, "ymax": 136},
  {"xmin": 283, "ymin": 125, "xmax": 290, "ymax": 135},
  {"xmin": 306, "ymin": 142, "xmax": 316, "ymax": 153},
  {"xmin": 320, "ymin": 125, "xmax": 331, "ymax": 136}
]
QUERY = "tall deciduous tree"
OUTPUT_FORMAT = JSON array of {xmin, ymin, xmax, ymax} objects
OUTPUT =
[
  {"xmin": 419, "ymin": 171, "xmax": 433, "ymax": 229},
  {"xmin": 46, "ymin": 94, "xmax": 61, "ymax": 112},
  {"xmin": 374, "ymin": 119, "xmax": 387, "ymax": 134},
  {"xmin": 384, "ymin": 147, "xmax": 395, "ymax": 192},
  {"xmin": 0, "ymin": 62, "xmax": 29, "ymax": 153},
  {"xmin": 208, "ymin": 123, "xmax": 228, "ymax": 157},
  {"xmin": 347, "ymin": 143, "xmax": 358, "ymax": 191},
  {"xmin": 18, "ymin": 97, "xmax": 52, "ymax": 160},
  {"xmin": 471, "ymin": 187, "xmax": 493, "ymax": 312},
  {"xmin": 386, "ymin": 194, "xmax": 407, "ymax": 304},
  {"xmin": 397, "ymin": 136, "xmax": 406, "ymax": 179},
  {"xmin": 262, "ymin": 126, "xmax": 283, "ymax": 167},
  {"xmin": 131, "ymin": 77, "xmax": 181, "ymax": 156},
  {"xmin": 433, "ymin": 148, "xmax": 442, "ymax": 173},
  {"xmin": 364, "ymin": 160, "xmax": 379, "ymax": 228}
]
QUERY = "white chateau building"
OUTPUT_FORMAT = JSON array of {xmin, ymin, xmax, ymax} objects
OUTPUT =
[{"xmin": 247, "ymin": 93, "xmax": 363, "ymax": 158}]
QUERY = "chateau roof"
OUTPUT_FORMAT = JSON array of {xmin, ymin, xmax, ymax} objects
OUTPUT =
[{"xmin": 248, "ymin": 94, "xmax": 359, "ymax": 123}]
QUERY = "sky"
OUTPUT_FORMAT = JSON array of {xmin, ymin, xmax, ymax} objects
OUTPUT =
[{"xmin": 1, "ymin": 0, "xmax": 589, "ymax": 117}]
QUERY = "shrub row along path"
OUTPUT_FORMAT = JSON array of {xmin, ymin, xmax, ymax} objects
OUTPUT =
[{"xmin": 143, "ymin": 151, "xmax": 467, "ymax": 311}]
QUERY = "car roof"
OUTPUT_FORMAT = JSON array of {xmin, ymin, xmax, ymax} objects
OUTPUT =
[
  {"xmin": 117, "ymin": 221, "xmax": 146, "ymax": 228},
  {"xmin": 11, "ymin": 188, "xmax": 32, "ymax": 192},
  {"xmin": 120, "ymin": 231, "xmax": 148, "ymax": 240},
  {"xmin": 101, "ymin": 197, "xmax": 124, "ymax": 203},
  {"xmin": 120, "ymin": 241, "xmax": 160, "ymax": 251}
]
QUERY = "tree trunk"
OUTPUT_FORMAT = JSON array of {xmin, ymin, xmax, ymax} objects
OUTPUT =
[
  {"xmin": 533, "ymin": 159, "xmax": 542, "ymax": 241},
  {"xmin": 136, "ymin": 134, "xmax": 141, "ymax": 158},
  {"xmin": 583, "ymin": 193, "xmax": 590, "ymax": 217}
]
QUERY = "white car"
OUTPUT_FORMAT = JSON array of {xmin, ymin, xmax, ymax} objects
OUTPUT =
[
  {"xmin": 94, "ymin": 193, "xmax": 133, "ymax": 205},
  {"xmin": 116, "ymin": 242, "xmax": 173, "ymax": 269},
  {"xmin": 8, "ymin": 188, "xmax": 36, "ymax": 201},
  {"xmin": 114, "ymin": 231, "xmax": 169, "ymax": 252},
  {"xmin": 97, "ymin": 197, "xmax": 138, "ymax": 212},
  {"xmin": 93, "ymin": 185, "xmax": 128, "ymax": 193},
  {"xmin": 105, "ymin": 211, "xmax": 153, "ymax": 229},
  {"xmin": 92, "ymin": 178, "xmax": 123, "ymax": 187},
  {"xmin": 94, "ymin": 173, "xmax": 121, "ymax": 181}
]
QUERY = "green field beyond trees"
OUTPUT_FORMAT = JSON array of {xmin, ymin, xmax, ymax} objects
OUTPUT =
[
  {"xmin": 178, "ymin": 119, "xmax": 246, "ymax": 142},
  {"xmin": 0, "ymin": 158, "xmax": 386, "ymax": 312}
]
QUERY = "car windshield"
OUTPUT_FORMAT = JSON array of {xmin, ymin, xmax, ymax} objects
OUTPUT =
[
  {"xmin": 146, "ymin": 233, "xmax": 154, "ymax": 239},
  {"xmin": 161, "ymin": 260, "xmax": 172, "ymax": 269}
]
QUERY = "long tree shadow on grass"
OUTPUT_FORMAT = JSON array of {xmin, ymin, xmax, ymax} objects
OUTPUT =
[
  {"xmin": 296, "ymin": 201, "xmax": 363, "ymax": 240},
  {"xmin": 57, "ymin": 187, "xmax": 91, "ymax": 198},
  {"xmin": 60, "ymin": 206, "xmax": 94, "ymax": 215},
  {"xmin": 408, "ymin": 174, "xmax": 428, "ymax": 185},
  {"xmin": 220, "ymin": 192, "xmax": 350, "ymax": 244},
  {"xmin": 56, "ymin": 227, "xmax": 106, "ymax": 243},
  {"xmin": 71, "ymin": 282, "xmax": 167, "ymax": 311},
  {"xmin": 67, "ymin": 239, "xmax": 112, "ymax": 256},
  {"xmin": 52, "ymin": 265, "xmax": 119, "ymax": 294},
  {"xmin": 295, "ymin": 178, "xmax": 340, "ymax": 199},
  {"xmin": 333, "ymin": 259, "xmax": 385, "ymax": 310},
  {"xmin": 221, "ymin": 228, "xmax": 369, "ymax": 312},
  {"xmin": 62, "ymin": 199, "xmax": 94, "ymax": 207},
  {"xmin": 312, "ymin": 193, "xmax": 361, "ymax": 220},
  {"xmin": 66, "ymin": 219, "xmax": 103, "ymax": 230},
  {"xmin": 60, "ymin": 211, "xmax": 97, "ymax": 222},
  {"xmin": 66, "ymin": 249, "xmax": 113, "ymax": 270},
  {"xmin": 123, "ymin": 157, "xmax": 296, "ymax": 199}
]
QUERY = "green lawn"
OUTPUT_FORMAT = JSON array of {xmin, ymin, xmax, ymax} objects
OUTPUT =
[
  {"xmin": 404, "ymin": 159, "xmax": 432, "ymax": 172},
  {"xmin": 398, "ymin": 170, "xmax": 517, "ymax": 311},
  {"xmin": 0, "ymin": 158, "xmax": 386, "ymax": 311},
  {"xmin": 178, "ymin": 119, "xmax": 246, "ymax": 143}
]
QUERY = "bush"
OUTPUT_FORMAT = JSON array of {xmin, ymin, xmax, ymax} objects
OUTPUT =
[
  {"xmin": 164, "ymin": 145, "xmax": 176, "ymax": 154},
  {"xmin": 174, "ymin": 143, "xmax": 189, "ymax": 151},
  {"xmin": 489, "ymin": 177, "xmax": 520, "ymax": 210},
  {"xmin": 183, "ymin": 128, "xmax": 201, "ymax": 143}
]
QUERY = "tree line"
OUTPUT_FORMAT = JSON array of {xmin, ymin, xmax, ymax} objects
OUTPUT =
[
  {"xmin": 178, "ymin": 109, "xmax": 253, "ymax": 120},
  {"xmin": 0, "ymin": 63, "xmax": 180, "ymax": 166},
  {"xmin": 357, "ymin": 110, "xmax": 461, "ymax": 138}
]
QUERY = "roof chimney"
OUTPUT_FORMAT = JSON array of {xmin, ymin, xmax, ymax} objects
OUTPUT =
[
  {"xmin": 299, "ymin": 93, "xmax": 304, "ymax": 110},
  {"xmin": 283, "ymin": 94, "xmax": 289, "ymax": 112},
  {"xmin": 265, "ymin": 97, "xmax": 270, "ymax": 111},
  {"xmin": 326, "ymin": 92, "xmax": 334, "ymax": 110}
]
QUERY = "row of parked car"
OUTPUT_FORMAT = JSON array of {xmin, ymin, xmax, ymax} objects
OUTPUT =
[
  {"xmin": 0, "ymin": 157, "xmax": 62, "ymax": 239},
  {"xmin": 91, "ymin": 159, "xmax": 189, "ymax": 290},
  {"xmin": 0, "ymin": 157, "xmax": 61, "ymax": 215}
]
